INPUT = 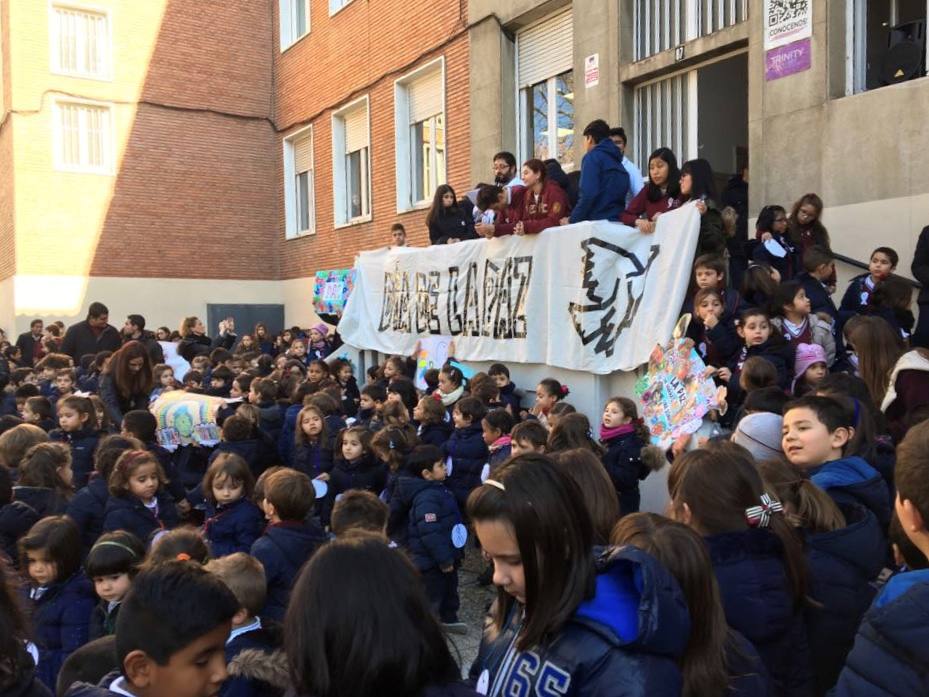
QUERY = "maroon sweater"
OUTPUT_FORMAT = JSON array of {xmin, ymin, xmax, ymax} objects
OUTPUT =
[{"xmin": 620, "ymin": 188, "xmax": 681, "ymax": 226}]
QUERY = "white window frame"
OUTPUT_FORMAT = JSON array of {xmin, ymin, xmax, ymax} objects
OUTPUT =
[
  {"xmin": 51, "ymin": 97, "xmax": 114, "ymax": 175},
  {"xmin": 283, "ymin": 125, "xmax": 315, "ymax": 239},
  {"xmin": 329, "ymin": 0, "xmax": 355, "ymax": 17},
  {"xmin": 632, "ymin": 69, "xmax": 698, "ymax": 176},
  {"xmin": 49, "ymin": 2, "xmax": 112, "ymax": 81},
  {"xmin": 279, "ymin": 0, "xmax": 310, "ymax": 51},
  {"xmin": 394, "ymin": 57, "xmax": 446, "ymax": 212},
  {"xmin": 331, "ymin": 95, "xmax": 372, "ymax": 227},
  {"xmin": 633, "ymin": 0, "xmax": 748, "ymax": 61},
  {"xmin": 845, "ymin": 0, "xmax": 929, "ymax": 96}
]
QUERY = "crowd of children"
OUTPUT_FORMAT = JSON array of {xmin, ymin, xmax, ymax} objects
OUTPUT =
[{"xmin": 0, "ymin": 194, "xmax": 928, "ymax": 696}]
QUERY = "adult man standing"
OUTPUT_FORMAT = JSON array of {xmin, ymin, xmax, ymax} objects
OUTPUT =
[
  {"xmin": 609, "ymin": 127, "xmax": 644, "ymax": 207},
  {"xmin": 564, "ymin": 120, "xmax": 630, "ymax": 225},
  {"xmin": 15, "ymin": 319, "xmax": 46, "ymax": 367},
  {"xmin": 123, "ymin": 314, "xmax": 165, "ymax": 365},
  {"xmin": 60, "ymin": 302, "xmax": 121, "ymax": 360}
]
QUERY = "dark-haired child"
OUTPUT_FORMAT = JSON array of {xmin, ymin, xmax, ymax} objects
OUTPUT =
[
  {"xmin": 292, "ymin": 405, "xmax": 333, "ymax": 481},
  {"xmin": 482, "ymin": 408, "xmax": 513, "ymax": 473},
  {"xmin": 207, "ymin": 366, "xmax": 234, "ymax": 398},
  {"xmin": 51, "ymin": 369, "xmax": 76, "ymax": 405},
  {"xmin": 66, "ymin": 435, "xmax": 142, "ymax": 553},
  {"xmin": 890, "ymin": 510, "xmax": 928, "ymax": 572},
  {"xmin": 330, "ymin": 489, "xmax": 389, "ymax": 540},
  {"xmin": 867, "ymin": 274, "xmax": 916, "ymax": 340},
  {"xmin": 211, "ymin": 413, "xmax": 270, "ymax": 478},
  {"xmin": 740, "ymin": 262, "xmax": 780, "ymax": 310},
  {"xmin": 532, "ymin": 378, "xmax": 569, "ymax": 429},
  {"xmin": 202, "ymin": 454, "xmax": 264, "ymax": 557},
  {"xmin": 718, "ymin": 309, "xmax": 792, "ymax": 403},
  {"xmin": 771, "ymin": 280, "xmax": 835, "ymax": 366},
  {"xmin": 413, "ymin": 396, "xmax": 452, "ymax": 448},
  {"xmin": 248, "ymin": 378, "xmax": 284, "ymax": 445},
  {"xmin": 306, "ymin": 359, "xmax": 330, "ymax": 385},
  {"xmin": 85, "ymin": 531, "xmax": 145, "ymax": 640},
  {"xmin": 58, "ymin": 635, "xmax": 119, "ymax": 697},
  {"xmin": 404, "ymin": 445, "xmax": 466, "ymax": 632},
  {"xmin": 150, "ymin": 364, "xmax": 177, "ymax": 403},
  {"xmin": 488, "ymin": 363, "xmax": 520, "ymax": 415},
  {"xmin": 442, "ymin": 397, "xmax": 488, "ymax": 511},
  {"xmin": 0, "ymin": 464, "xmax": 38, "ymax": 562},
  {"xmin": 686, "ymin": 287, "xmax": 740, "ymax": 369},
  {"xmin": 49, "ymin": 396, "xmax": 99, "ymax": 488},
  {"xmin": 682, "ymin": 254, "xmax": 742, "ymax": 317},
  {"xmin": 205, "ymin": 552, "xmax": 287, "ymax": 697},
  {"xmin": 14, "ymin": 442, "xmax": 73, "ymax": 517},
  {"xmin": 839, "ymin": 246, "xmax": 898, "ymax": 323},
  {"xmin": 121, "ymin": 410, "xmax": 188, "ymax": 508},
  {"xmin": 600, "ymin": 397, "xmax": 651, "ymax": 516},
  {"xmin": 783, "ymin": 396, "xmax": 892, "ymax": 530},
  {"xmin": 23, "ymin": 395, "xmax": 57, "ymax": 433},
  {"xmin": 102, "ymin": 450, "xmax": 180, "ymax": 544},
  {"xmin": 21, "ymin": 516, "xmax": 95, "ymax": 690},
  {"xmin": 329, "ymin": 426, "xmax": 386, "ymax": 502},
  {"xmin": 70, "ymin": 560, "xmax": 239, "ymax": 697},
  {"xmin": 436, "ymin": 366, "xmax": 466, "ymax": 420},
  {"xmin": 356, "ymin": 384, "xmax": 385, "ymax": 431},
  {"xmin": 509, "ymin": 420, "xmax": 547, "ymax": 455},
  {"xmin": 833, "ymin": 421, "xmax": 929, "ymax": 696},
  {"xmin": 797, "ymin": 245, "xmax": 838, "ymax": 321},
  {"xmin": 251, "ymin": 469, "xmax": 326, "ymax": 622},
  {"xmin": 331, "ymin": 358, "xmax": 360, "ymax": 418}
]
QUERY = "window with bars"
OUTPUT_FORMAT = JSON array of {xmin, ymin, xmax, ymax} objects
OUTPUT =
[
  {"xmin": 517, "ymin": 9, "xmax": 576, "ymax": 171},
  {"xmin": 633, "ymin": 73, "xmax": 696, "ymax": 176},
  {"xmin": 332, "ymin": 99, "xmax": 371, "ymax": 225},
  {"xmin": 395, "ymin": 60, "xmax": 445, "ymax": 209},
  {"xmin": 279, "ymin": 0, "xmax": 309, "ymax": 50},
  {"xmin": 54, "ymin": 101, "xmax": 112, "ymax": 173},
  {"xmin": 50, "ymin": 5, "xmax": 110, "ymax": 79},
  {"xmin": 633, "ymin": 0, "xmax": 748, "ymax": 61},
  {"xmin": 284, "ymin": 128, "xmax": 314, "ymax": 238}
]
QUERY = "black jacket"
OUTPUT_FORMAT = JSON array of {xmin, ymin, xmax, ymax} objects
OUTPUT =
[
  {"xmin": 177, "ymin": 332, "xmax": 235, "ymax": 362},
  {"xmin": 251, "ymin": 521, "xmax": 327, "ymax": 622},
  {"xmin": 102, "ymin": 491, "xmax": 179, "ymax": 544},
  {"xmin": 0, "ymin": 500, "xmax": 39, "ymax": 562},
  {"xmin": 15, "ymin": 332, "xmax": 44, "ymax": 368},
  {"xmin": 49, "ymin": 427, "xmax": 99, "ymax": 489},
  {"xmin": 123, "ymin": 331, "xmax": 164, "ymax": 365},
  {"xmin": 913, "ymin": 225, "xmax": 929, "ymax": 303},
  {"xmin": 65, "ymin": 476, "xmax": 109, "ymax": 553},
  {"xmin": 98, "ymin": 374, "xmax": 149, "ymax": 426},
  {"xmin": 13, "ymin": 486, "xmax": 68, "ymax": 519},
  {"xmin": 404, "ymin": 477, "xmax": 463, "ymax": 571},
  {"xmin": 442, "ymin": 423, "xmax": 488, "ymax": 510},
  {"xmin": 203, "ymin": 497, "xmax": 265, "ymax": 558},
  {"xmin": 601, "ymin": 430, "xmax": 648, "ymax": 515},
  {"xmin": 60, "ymin": 321, "xmax": 121, "ymax": 361},
  {"xmin": 428, "ymin": 209, "xmax": 477, "ymax": 245},
  {"xmin": 1, "ymin": 645, "xmax": 53, "ymax": 697}
]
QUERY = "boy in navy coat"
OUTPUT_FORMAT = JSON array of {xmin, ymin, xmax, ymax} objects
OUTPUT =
[
  {"xmin": 833, "ymin": 420, "xmax": 929, "ymax": 696},
  {"xmin": 250, "ymin": 469, "xmax": 325, "ymax": 623},
  {"xmin": 403, "ymin": 445, "xmax": 466, "ymax": 632},
  {"xmin": 838, "ymin": 246, "xmax": 897, "ymax": 326}
]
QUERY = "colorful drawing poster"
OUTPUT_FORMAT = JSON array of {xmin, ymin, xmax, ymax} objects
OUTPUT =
[
  {"xmin": 151, "ymin": 391, "xmax": 225, "ymax": 451},
  {"xmin": 313, "ymin": 269, "xmax": 356, "ymax": 315},
  {"xmin": 414, "ymin": 336, "xmax": 452, "ymax": 391},
  {"xmin": 634, "ymin": 338, "xmax": 720, "ymax": 448}
]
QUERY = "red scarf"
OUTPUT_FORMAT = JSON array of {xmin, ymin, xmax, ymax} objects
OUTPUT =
[{"xmin": 600, "ymin": 423, "xmax": 636, "ymax": 442}]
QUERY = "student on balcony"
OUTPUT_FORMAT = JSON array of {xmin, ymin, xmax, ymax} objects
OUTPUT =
[
  {"xmin": 559, "ymin": 119, "xmax": 629, "ymax": 226},
  {"xmin": 476, "ymin": 159, "xmax": 570, "ymax": 238}
]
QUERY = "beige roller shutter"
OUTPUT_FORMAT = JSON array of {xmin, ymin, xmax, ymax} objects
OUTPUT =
[{"xmin": 517, "ymin": 8, "xmax": 573, "ymax": 88}]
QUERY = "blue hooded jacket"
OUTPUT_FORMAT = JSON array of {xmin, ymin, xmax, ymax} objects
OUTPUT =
[
  {"xmin": 31, "ymin": 572, "xmax": 96, "ymax": 691},
  {"xmin": 470, "ymin": 546, "xmax": 688, "ymax": 697},
  {"xmin": 251, "ymin": 520, "xmax": 326, "ymax": 622},
  {"xmin": 810, "ymin": 456, "xmax": 892, "ymax": 530},
  {"xmin": 203, "ymin": 497, "xmax": 266, "ymax": 557},
  {"xmin": 804, "ymin": 503, "xmax": 885, "ymax": 694},
  {"xmin": 831, "ymin": 569, "xmax": 929, "ymax": 696},
  {"xmin": 418, "ymin": 421, "xmax": 453, "ymax": 449},
  {"xmin": 404, "ymin": 477, "xmax": 463, "ymax": 572},
  {"xmin": 569, "ymin": 138, "xmax": 630, "ymax": 224},
  {"xmin": 442, "ymin": 423, "xmax": 488, "ymax": 510},
  {"xmin": 65, "ymin": 475, "xmax": 109, "ymax": 553},
  {"xmin": 705, "ymin": 529, "xmax": 813, "ymax": 697}
]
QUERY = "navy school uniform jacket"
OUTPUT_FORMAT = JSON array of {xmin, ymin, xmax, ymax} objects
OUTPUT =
[
  {"xmin": 210, "ymin": 439, "xmax": 274, "ymax": 479},
  {"xmin": 101, "ymin": 490, "xmax": 179, "ymax": 545},
  {"xmin": 470, "ymin": 545, "xmax": 688, "ymax": 697},
  {"xmin": 727, "ymin": 339, "xmax": 793, "ymax": 404},
  {"xmin": 222, "ymin": 623, "xmax": 288, "ymax": 697},
  {"xmin": 809, "ymin": 455, "xmax": 892, "ymax": 531},
  {"xmin": 278, "ymin": 403, "xmax": 299, "ymax": 466},
  {"xmin": 87, "ymin": 598, "xmax": 120, "ymax": 641},
  {"xmin": 831, "ymin": 568, "xmax": 929, "ymax": 697},
  {"xmin": 203, "ymin": 497, "xmax": 265, "ymax": 557},
  {"xmin": 804, "ymin": 503, "xmax": 885, "ymax": 695},
  {"xmin": 686, "ymin": 315, "xmax": 741, "ymax": 369},
  {"xmin": 838, "ymin": 273, "xmax": 875, "ymax": 324},
  {"xmin": 13, "ymin": 486, "xmax": 67, "ymax": 519},
  {"xmin": 292, "ymin": 441, "xmax": 334, "ymax": 479},
  {"xmin": 0, "ymin": 499, "xmax": 39, "ymax": 562},
  {"xmin": 35, "ymin": 418, "xmax": 57, "ymax": 434},
  {"xmin": 497, "ymin": 381, "xmax": 522, "ymax": 415},
  {"xmin": 797, "ymin": 272, "xmax": 838, "ymax": 320},
  {"xmin": 387, "ymin": 474, "xmax": 416, "ymax": 543},
  {"xmin": 339, "ymin": 375, "xmax": 360, "ymax": 418},
  {"xmin": 417, "ymin": 420, "xmax": 452, "ymax": 448},
  {"xmin": 144, "ymin": 441, "xmax": 187, "ymax": 503},
  {"xmin": 49, "ymin": 428, "xmax": 99, "ymax": 489},
  {"xmin": 65, "ymin": 475, "xmax": 109, "ymax": 553},
  {"xmin": 251, "ymin": 520, "xmax": 327, "ymax": 623},
  {"xmin": 704, "ymin": 528, "xmax": 814, "ymax": 697},
  {"xmin": 442, "ymin": 423, "xmax": 488, "ymax": 510},
  {"xmin": 256, "ymin": 401, "xmax": 285, "ymax": 445},
  {"xmin": 601, "ymin": 430, "xmax": 649, "ymax": 516},
  {"xmin": 752, "ymin": 231, "xmax": 800, "ymax": 280},
  {"xmin": 31, "ymin": 572, "xmax": 96, "ymax": 691},
  {"xmin": 2, "ymin": 645, "xmax": 51, "ymax": 697},
  {"xmin": 172, "ymin": 444, "xmax": 212, "ymax": 492},
  {"xmin": 405, "ymin": 478, "xmax": 463, "ymax": 572},
  {"xmin": 329, "ymin": 454, "xmax": 387, "ymax": 497}
]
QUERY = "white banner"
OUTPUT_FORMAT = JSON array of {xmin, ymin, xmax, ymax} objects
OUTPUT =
[{"xmin": 337, "ymin": 205, "xmax": 701, "ymax": 374}]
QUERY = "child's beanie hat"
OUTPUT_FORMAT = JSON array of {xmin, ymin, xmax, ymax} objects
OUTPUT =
[
  {"xmin": 792, "ymin": 343, "xmax": 827, "ymax": 389},
  {"xmin": 312, "ymin": 323, "xmax": 329, "ymax": 338},
  {"xmin": 731, "ymin": 412, "xmax": 784, "ymax": 461}
]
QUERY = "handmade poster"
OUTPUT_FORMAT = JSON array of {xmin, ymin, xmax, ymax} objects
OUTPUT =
[
  {"xmin": 313, "ymin": 269, "xmax": 356, "ymax": 315},
  {"xmin": 414, "ymin": 336, "xmax": 452, "ymax": 390},
  {"xmin": 151, "ymin": 390, "xmax": 224, "ymax": 451},
  {"xmin": 634, "ymin": 337, "xmax": 720, "ymax": 448},
  {"xmin": 338, "ymin": 206, "xmax": 701, "ymax": 374}
]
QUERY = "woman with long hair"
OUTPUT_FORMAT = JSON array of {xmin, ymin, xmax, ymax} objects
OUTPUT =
[
  {"xmin": 177, "ymin": 316, "xmax": 236, "ymax": 363},
  {"xmin": 679, "ymin": 158, "xmax": 726, "ymax": 257},
  {"xmin": 426, "ymin": 184, "xmax": 476, "ymax": 245},
  {"xmin": 752, "ymin": 204, "xmax": 799, "ymax": 279},
  {"xmin": 844, "ymin": 315, "xmax": 906, "ymax": 406},
  {"xmin": 98, "ymin": 341, "xmax": 153, "ymax": 424},
  {"xmin": 620, "ymin": 147, "xmax": 682, "ymax": 231},
  {"xmin": 479, "ymin": 159, "xmax": 570, "ymax": 237}
]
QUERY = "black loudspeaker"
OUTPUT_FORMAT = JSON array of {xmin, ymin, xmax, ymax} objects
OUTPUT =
[{"xmin": 880, "ymin": 19, "xmax": 926, "ymax": 85}]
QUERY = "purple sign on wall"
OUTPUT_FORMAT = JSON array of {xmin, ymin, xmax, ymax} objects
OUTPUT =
[{"xmin": 765, "ymin": 38, "xmax": 811, "ymax": 81}]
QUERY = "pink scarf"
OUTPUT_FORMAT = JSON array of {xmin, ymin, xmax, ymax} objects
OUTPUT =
[
  {"xmin": 600, "ymin": 423, "xmax": 636, "ymax": 442},
  {"xmin": 489, "ymin": 435, "xmax": 512, "ymax": 452}
]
